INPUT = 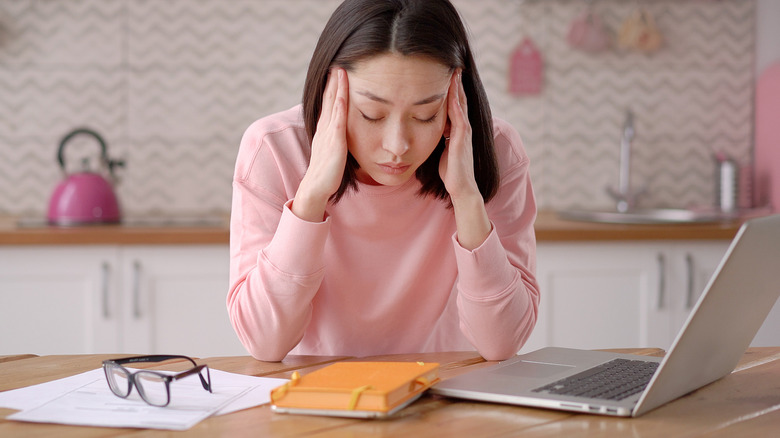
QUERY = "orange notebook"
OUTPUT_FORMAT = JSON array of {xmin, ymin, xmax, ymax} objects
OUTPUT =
[{"xmin": 270, "ymin": 361, "xmax": 440, "ymax": 418}]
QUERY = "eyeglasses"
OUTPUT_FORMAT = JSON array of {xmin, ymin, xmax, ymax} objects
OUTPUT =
[{"xmin": 102, "ymin": 355, "xmax": 212, "ymax": 407}]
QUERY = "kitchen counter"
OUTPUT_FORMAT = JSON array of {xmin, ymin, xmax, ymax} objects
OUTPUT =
[
  {"xmin": 0, "ymin": 216, "xmax": 230, "ymax": 246},
  {"xmin": 533, "ymin": 210, "xmax": 745, "ymax": 241},
  {"xmin": 0, "ymin": 210, "xmax": 747, "ymax": 246}
]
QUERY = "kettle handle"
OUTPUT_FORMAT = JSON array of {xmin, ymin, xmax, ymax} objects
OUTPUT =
[{"xmin": 57, "ymin": 128, "xmax": 110, "ymax": 172}]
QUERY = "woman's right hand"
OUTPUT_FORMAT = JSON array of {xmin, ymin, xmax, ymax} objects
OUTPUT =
[{"xmin": 292, "ymin": 68, "xmax": 349, "ymax": 222}]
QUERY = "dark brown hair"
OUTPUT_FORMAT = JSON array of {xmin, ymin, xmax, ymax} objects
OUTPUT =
[{"xmin": 302, "ymin": 0, "xmax": 498, "ymax": 204}]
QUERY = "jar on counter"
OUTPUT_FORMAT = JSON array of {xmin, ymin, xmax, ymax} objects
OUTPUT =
[{"xmin": 715, "ymin": 153, "xmax": 738, "ymax": 213}]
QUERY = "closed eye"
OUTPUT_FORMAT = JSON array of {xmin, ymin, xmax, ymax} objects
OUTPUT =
[
  {"xmin": 359, "ymin": 111, "xmax": 438, "ymax": 124},
  {"xmin": 361, "ymin": 112, "xmax": 383, "ymax": 123},
  {"xmin": 417, "ymin": 113, "xmax": 439, "ymax": 124}
]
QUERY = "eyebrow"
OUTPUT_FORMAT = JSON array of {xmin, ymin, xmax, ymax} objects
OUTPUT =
[{"xmin": 356, "ymin": 90, "xmax": 445, "ymax": 106}]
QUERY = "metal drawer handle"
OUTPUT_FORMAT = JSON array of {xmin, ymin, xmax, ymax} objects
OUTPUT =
[
  {"xmin": 133, "ymin": 260, "xmax": 142, "ymax": 319},
  {"xmin": 686, "ymin": 253, "xmax": 695, "ymax": 309},
  {"xmin": 101, "ymin": 262, "xmax": 111, "ymax": 319},
  {"xmin": 657, "ymin": 253, "xmax": 666, "ymax": 310}
]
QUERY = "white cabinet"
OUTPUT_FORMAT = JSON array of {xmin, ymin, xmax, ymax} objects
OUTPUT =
[
  {"xmin": 521, "ymin": 241, "xmax": 732, "ymax": 353},
  {"xmin": 119, "ymin": 246, "xmax": 245, "ymax": 357},
  {"xmin": 665, "ymin": 242, "xmax": 733, "ymax": 343},
  {"xmin": 0, "ymin": 247, "xmax": 120, "ymax": 355},
  {"xmin": 0, "ymin": 245, "xmax": 246, "ymax": 357}
]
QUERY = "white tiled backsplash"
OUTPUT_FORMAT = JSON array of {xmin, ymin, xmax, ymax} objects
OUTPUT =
[{"xmin": 0, "ymin": 0, "xmax": 754, "ymax": 217}]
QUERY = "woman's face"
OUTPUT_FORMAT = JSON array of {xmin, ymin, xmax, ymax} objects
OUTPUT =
[{"xmin": 345, "ymin": 53, "xmax": 452, "ymax": 186}]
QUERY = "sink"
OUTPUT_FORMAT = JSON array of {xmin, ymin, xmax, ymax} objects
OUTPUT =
[{"xmin": 557, "ymin": 208, "xmax": 738, "ymax": 224}]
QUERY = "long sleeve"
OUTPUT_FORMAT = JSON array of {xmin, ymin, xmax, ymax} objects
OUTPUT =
[
  {"xmin": 453, "ymin": 119, "xmax": 539, "ymax": 360},
  {"xmin": 226, "ymin": 108, "xmax": 329, "ymax": 361}
]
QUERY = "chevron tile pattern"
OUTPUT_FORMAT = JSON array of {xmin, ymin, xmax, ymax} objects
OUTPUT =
[
  {"xmin": 455, "ymin": 0, "xmax": 755, "ymax": 210},
  {"xmin": 0, "ymin": 0, "xmax": 755, "ymax": 216}
]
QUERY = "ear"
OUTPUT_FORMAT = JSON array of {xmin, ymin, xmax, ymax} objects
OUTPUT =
[{"xmin": 443, "ymin": 120, "xmax": 452, "ymax": 139}]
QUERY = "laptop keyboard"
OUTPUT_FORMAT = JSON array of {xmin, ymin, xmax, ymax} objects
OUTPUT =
[{"xmin": 532, "ymin": 358, "xmax": 660, "ymax": 401}]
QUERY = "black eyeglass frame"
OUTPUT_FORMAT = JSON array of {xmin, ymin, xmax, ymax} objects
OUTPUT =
[{"xmin": 102, "ymin": 354, "xmax": 212, "ymax": 407}]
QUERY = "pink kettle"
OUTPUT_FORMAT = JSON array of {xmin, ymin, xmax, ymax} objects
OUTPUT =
[{"xmin": 47, "ymin": 128, "xmax": 125, "ymax": 226}]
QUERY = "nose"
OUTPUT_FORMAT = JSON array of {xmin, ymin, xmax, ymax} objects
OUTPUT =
[{"xmin": 382, "ymin": 122, "xmax": 410, "ymax": 157}]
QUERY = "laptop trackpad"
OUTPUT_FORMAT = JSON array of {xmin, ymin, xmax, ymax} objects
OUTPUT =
[{"xmin": 495, "ymin": 361, "xmax": 575, "ymax": 379}]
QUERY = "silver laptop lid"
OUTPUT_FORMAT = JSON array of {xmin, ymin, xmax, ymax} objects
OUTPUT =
[{"xmin": 634, "ymin": 214, "xmax": 780, "ymax": 416}]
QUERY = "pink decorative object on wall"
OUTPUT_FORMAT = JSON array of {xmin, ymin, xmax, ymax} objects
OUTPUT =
[
  {"xmin": 509, "ymin": 37, "xmax": 544, "ymax": 96},
  {"xmin": 567, "ymin": 8, "xmax": 611, "ymax": 53}
]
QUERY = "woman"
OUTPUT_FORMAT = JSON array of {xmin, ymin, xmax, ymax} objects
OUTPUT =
[{"xmin": 228, "ymin": 0, "xmax": 539, "ymax": 362}]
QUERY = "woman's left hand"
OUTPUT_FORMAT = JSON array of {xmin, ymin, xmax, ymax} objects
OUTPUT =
[{"xmin": 439, "ymin": 71, "xmax": 481, "ymax": 202}]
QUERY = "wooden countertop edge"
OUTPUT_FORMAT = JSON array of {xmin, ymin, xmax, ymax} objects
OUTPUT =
[
  {"xmin": 534, "ymin": 224, "xmax": 741, "ymax": 241},
  {"xmin": 0, "ymin": 226, "xmax": 230, "ymax": 246},
  {"xmin": 532, "ymin": 210, "xmax": 744, "ymax": 241},
  {"xmin": 0, "ymin": 210, "xmax": 748, "ymax": 245},
  {"xmin": 1, "ymin": 226, "xmax": 738, "ymax": 246}
]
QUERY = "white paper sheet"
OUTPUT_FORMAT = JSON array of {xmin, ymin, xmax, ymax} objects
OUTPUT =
[
  {"xmin": 0, "ymin": 368, "xmax": 100, "ymax": 411},
  {"xmin": 0, "ymin": 368, "xmax": 288, "ymax": 430}
]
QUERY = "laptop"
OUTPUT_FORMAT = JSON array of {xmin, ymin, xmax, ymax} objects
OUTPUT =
[{"xmin": 432, "ymin": 214, "xmax": 780, "ymax": 417}]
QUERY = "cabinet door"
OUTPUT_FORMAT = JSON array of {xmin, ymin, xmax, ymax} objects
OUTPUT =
[
  {"xmin": 669, "ymin": 240, "xmax": 780, "ymax": 348},
  {"xmin": 120, "ymin": 246, "xmax": 246, "ymax": 357},
  {"xmin": 0, "ymin": 246, "xmax": 120, "ymax": 355},
  {"xmin": 523, "ymin": 242, "xmax": 670, "ymax": 353},
  {"xmin": 667, "ymin": 241, "xmax": 730, "ymax": 338}
]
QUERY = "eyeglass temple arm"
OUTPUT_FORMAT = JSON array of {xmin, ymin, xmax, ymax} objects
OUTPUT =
[
  {"xmin": 110, "ymin": 355, "xmax": 198, "ymax": 367},
  {"xmin": 171, "ymin": 365, "xmax": 213, "ymax": 392}
]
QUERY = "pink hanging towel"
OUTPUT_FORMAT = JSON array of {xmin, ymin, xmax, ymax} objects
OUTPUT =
[{"xmin": 509, "ymin": 37, "xmax": 544, "ymax": 96}]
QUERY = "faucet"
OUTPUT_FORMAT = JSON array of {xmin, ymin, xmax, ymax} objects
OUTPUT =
[{"xmin": 606, "ymin": 109, "xmax": 644, "ymax": 212}]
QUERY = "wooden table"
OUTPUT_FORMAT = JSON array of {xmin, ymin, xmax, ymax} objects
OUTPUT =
[{"xmin": 1, "ymin": 348, "xmax": 779, "ymax": 437}]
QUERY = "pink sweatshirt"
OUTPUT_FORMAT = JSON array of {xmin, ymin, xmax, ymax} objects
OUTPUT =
[{"xmin": 227, "ymin": 105, "xmax": 539, "ymax": 361}]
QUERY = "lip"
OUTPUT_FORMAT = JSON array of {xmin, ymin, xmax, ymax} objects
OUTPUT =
[{"xmin": 377, "ymin": 163, "xmax": 411, "ymax": 175}]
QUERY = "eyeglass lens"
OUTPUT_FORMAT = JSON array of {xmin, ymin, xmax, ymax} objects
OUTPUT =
[
  {"xmin": 106, "ymin": 365, "xmax": 132, "ymax": 397},
  {"xmin": 135, "ymin": 372, "xmax": 170, "ymax": 406},
  {"xmin": 105, "ymin": 363, "xmax": 170, "ymax": 407}
]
